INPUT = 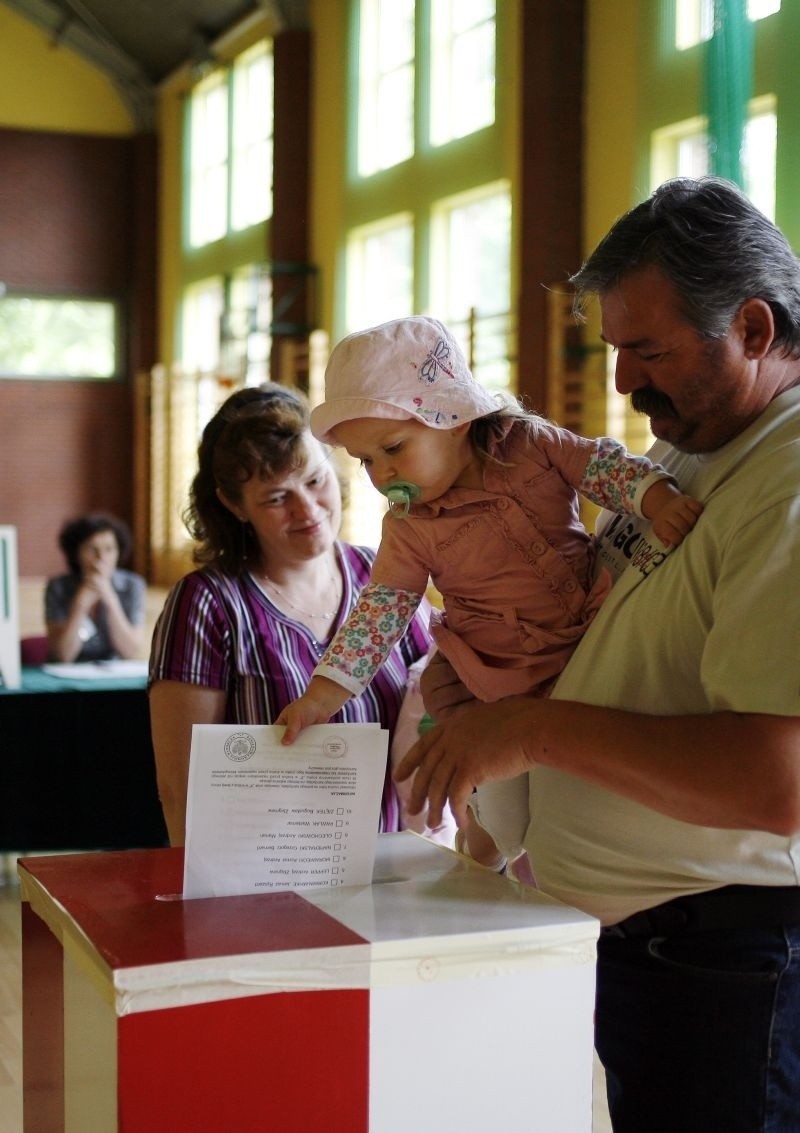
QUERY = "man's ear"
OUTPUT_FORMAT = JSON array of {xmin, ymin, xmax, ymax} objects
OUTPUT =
[
  {"xmin": 737, "ymin": 297, "xmax": 775, "ymax": 359},
  {"xmin": 216, "ymin": 487, "xmax": 243, "ymax": 521}
]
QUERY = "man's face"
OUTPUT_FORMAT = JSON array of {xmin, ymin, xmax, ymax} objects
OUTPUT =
[{"xmin": 600, "ymin": 265, "xmax": 765, "ymax": 454}]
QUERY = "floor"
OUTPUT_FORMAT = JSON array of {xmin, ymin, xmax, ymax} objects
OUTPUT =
[{"xmin": 0, "ymin": 873, "xmax": 23, "ymax": 1132}]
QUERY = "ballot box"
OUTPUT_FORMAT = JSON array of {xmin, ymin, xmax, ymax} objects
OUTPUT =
[{"xmin": 20, "ymin": 833, "xmax": 599, "ymax": 1132}]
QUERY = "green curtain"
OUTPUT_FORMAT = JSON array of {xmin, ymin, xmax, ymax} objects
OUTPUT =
[{"xmin": 705, "ymin": 0, "xmax": 754, "ymax": 185}]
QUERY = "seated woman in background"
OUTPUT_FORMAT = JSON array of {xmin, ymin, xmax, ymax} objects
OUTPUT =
[
  {"xmin": 148, "ymin": 383, "xmax": 434, "ymax": 846},
  {"xmin": 46, "ymin": 513, "xmax": 146, "ymax": 663}
]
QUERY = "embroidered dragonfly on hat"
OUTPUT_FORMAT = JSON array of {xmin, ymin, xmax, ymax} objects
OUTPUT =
[{"xmin": 419, "ymin": 338, "xmax": 458, "ymax": 384}]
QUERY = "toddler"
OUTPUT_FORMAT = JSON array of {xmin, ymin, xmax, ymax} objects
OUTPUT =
[{"xmin": 277, "ymin": 316, "xmax": 703, "ymax": 876}]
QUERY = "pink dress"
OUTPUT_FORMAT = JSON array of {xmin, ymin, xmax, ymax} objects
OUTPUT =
[
  {"xmin": 313, "ymin": 417, "xmax": 672, "ymax": 865},
  {"xmin": 315, "ymin": 418, "xmax": 669, "ymax": 702}
]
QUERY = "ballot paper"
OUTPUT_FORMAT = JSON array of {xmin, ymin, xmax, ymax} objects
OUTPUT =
[
  {"xmin": 41, "ymin": 660, "xmax": 149, "ymax": 680},
  {"xmin": 183, "ymin": 723, "xmax": 388, "ymax": 899}
]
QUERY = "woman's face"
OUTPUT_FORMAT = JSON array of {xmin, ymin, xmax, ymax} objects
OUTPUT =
[
  {"xmin": 77, "ymin": 529, "xmax": 120, "ymax": 577},
  {"xmin": 222, "ymin": 433, "xmax": 342, "ymax": 568}
]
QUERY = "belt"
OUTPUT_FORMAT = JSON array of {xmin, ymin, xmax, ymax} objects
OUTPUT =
[{"xmin": 601, "ymin": 884, "xmax": 800, "ymax": 939}]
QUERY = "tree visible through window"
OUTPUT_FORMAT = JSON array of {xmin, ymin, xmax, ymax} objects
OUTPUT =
[{"xmin": 0, "ymin": 294, "xmax": 118, "ymax": 379}]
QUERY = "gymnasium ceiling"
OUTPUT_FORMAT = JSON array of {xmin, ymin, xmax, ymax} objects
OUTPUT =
[{"xmin": 2, "ymin": 0, "xmax": 309, "ymax": 127}]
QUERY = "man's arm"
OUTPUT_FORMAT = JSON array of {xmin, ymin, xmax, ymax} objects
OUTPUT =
[{"xmin": 395, "ymin": 696, "xmax": 800, "ymax": 836}]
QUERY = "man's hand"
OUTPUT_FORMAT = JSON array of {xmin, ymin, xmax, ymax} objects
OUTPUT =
[{"xmin": 393, "ymin": 696, "xmax": 537, "ymax": 828}]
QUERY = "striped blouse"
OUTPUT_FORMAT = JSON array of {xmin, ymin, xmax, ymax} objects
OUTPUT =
[{"xmin": 148, "ymin": 542, "xmax": 432, "ymax": 831}]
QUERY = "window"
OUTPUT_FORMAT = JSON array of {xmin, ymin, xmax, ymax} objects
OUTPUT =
[
  {"xmin": 341, "ymin": 3, "xmax": 508, "ymax": 546},
  {"xmin": 346, "ymin": 215, "xmax": 414, "ymax": 330},
  {"xmin": 0, "ymin": 294, "xmax": 118, "ymax": 379},
  {"xmin": 181, "ymin": 268, "xmax": 273, "ymax": 385},
  {"xmin": 188, "ymin": 73, "xmax": 229, "ymax": 247},
  {"xmin": 650, "ymin": 97, "xmax": 776, "ymax": 219},
  {"xmin": 222, "ymin": 265, "xmax": 272, "ymax": 384},
  {"xmin": 430, "ymin": 184, "xmax": 512, "ymax": 390},
  {"xmin": 676, "ymin": 0, "xmax": 780, "ymax": 50},
  {"xmin": 650, "ymin": 115, "xmax": 711, "ymax": 187},
  {"xmin": 357, "ymin": 0, "xmax": 415, "ymax": 176},
  {"xmin": 180, "ymin": 278, "xmax": 224, "ymax": 374},
  {"xmin": 430, "ymin": 0, "xmax": 496, "ymax": 146},
  {"xmin": 741, "ymin": 98, "xmax": 777, "ymax": 219},
  {"xmin": 231, "ymin": 44, "xmax": 273, "ymax": 232},
  {"xmin": 187, "ymin": 42, "xmax": 273, "ymax": 249}
]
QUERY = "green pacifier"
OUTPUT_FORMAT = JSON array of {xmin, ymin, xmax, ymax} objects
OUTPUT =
[{"xmin": 379, "ymin": 480, "xmax": 421, "ymax": 517}]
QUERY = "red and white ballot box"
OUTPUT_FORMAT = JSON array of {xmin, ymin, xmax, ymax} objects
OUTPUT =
[{"xmin": 20, "ymin": 833, "xmax": 599, "ymax": 1132}]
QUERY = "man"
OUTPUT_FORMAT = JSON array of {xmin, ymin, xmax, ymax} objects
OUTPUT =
[{"xmin": 396, "ymin": 178, "xmax": 800, "ymax": 1132}]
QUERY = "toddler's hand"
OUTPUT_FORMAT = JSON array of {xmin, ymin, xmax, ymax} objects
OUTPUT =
[
  {"xmin": 275, "ymin": 676, "xmax": 351, "ymax": 744},
  {"xmin": 276, "ymin": 695, "xmax": 333, "ymax": 744},
  {"xmin": 652, "ymin": 494, "xmax": 703, "ymax": 548}
]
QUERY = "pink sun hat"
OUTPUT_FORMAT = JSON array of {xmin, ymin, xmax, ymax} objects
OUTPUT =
[{"xmin": 310, "ymin": 316, "xmax": 501, "ymax": 443}]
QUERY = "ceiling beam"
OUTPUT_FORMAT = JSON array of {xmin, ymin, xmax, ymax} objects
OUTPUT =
[{"xmin": 3, "ymin": 0, "xmax": 155, "ymax": 128}]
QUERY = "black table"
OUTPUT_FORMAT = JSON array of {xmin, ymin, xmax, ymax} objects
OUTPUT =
[{"xmin": 0, "ymin": 667, "xmax": 168, "ymax": 851}]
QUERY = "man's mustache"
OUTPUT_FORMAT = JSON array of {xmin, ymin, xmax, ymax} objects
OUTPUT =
[{"xmin": 631, "ymin": 388, "xmax": 677, "ymax": 418}]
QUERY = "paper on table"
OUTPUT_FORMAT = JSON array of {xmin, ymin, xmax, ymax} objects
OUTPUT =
[
  {"xmin": 183, "ymin": 723, "xmax": 388, "ymax": 899},
  {"xmin": 41, "ymin": 660, "xmax": 149, "ymax": 680}
]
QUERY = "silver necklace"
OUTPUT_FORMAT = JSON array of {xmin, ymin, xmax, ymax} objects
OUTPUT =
[{"xmin": 255, "ymin": 566, "xmax": 341, "ymax": 620}]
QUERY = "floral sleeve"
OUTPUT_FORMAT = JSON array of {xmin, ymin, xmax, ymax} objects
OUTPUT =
[
  {"xmin": 579, "ymin": 437, "xmax": 672, "ymax": 515},
  {"xmin": 313, "ymin": 583, "xmax": 424, "ymax": 695}
]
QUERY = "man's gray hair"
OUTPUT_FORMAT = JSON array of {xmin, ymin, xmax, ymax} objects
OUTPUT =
[{"xmin": 570, "ymin": 177, "xmax": 800, "ymax": 357}]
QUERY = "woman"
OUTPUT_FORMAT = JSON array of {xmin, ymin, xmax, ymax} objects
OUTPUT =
[
  {"xmin": 46, "ymin": 513, "xmax": 145, "ymax": 662},
  {"xmin": 148, "ymin": 383, "xmax": 433, "ymax": 846}
]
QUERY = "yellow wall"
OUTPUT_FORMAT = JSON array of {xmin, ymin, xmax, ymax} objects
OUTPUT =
[
  {"xmin": 309, "ymin": 0, "xmax": 349, "ymax": 338},
  {"xmin": 583, "ymin": 0, "xmax": 641, "ymax": 257},
  {"xmin": 155, "ymin": 76, "xmax": 184, "ymax": 368},
  {"xmin": 0, "ymin": 5, "xmax": 133, "ymax": 134}
]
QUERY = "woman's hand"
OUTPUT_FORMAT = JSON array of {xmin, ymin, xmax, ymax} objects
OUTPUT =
[{"xmin": 81, "ymin": 559, "xmax": 117, "ymax": 601}]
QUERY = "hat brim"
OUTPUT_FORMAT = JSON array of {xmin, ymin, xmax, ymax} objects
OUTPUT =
[
  {"xmin": 311, "ymin": 391, "xmax": 501, "ymax": 444},
  {"xmin": 311, "ymin": 397, "xmax": 421, "ymax": 444}
]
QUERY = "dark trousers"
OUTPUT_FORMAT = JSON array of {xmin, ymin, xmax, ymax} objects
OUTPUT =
[{"xmin": 596, "ymin": 923, "xmax": 800, "ymax": 1132}]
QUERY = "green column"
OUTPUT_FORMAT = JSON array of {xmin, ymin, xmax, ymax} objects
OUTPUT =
[{"xmin": 705, "ymin": 0, "xmax": 753, "ymax": 185}]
